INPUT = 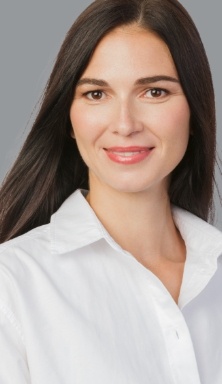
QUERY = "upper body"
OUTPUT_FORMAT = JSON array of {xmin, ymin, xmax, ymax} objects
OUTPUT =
[
  {"xmin": 0, "ymin": 189, "xmax": 222, "ymax": 384},
  {"xmin": 0, "ymin": 1, "xmax": 220, "ymax": 383}
]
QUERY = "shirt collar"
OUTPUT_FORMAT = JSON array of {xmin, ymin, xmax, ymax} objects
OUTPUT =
[
  {"xmin": 51, "ymin": 189, "xmax": 222, "ymax": 263},
  {"xmin": 172, "ymin": 205, "xmax": 222, "ymax": 260},
  {"xmin": 172, "ymin": 206, "xmax": 222, "ymax": 307},
  {"xmin": 50, "ymin": 189, "xmax": 105, "ymax": 254}
]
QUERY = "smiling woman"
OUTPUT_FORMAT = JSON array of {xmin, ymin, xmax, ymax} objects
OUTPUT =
[
  {"xmin": 70, "ymin": 26, "xmax": 190, "ymax": 195},
  {"xmin": 0, "ymin": 1, "xmax": 221, "ymax": 383}
]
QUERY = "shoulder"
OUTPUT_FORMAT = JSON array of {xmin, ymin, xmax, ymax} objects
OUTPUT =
[
  {"xmin": 0, "ymin": 224, "xmax": 51, "ymax": 287},
  {"xmin": 0, "ymin": 188, "xmax": 102, "ymax": 291},
  {"xmin": 0, "ymin": 223, "xmax": 50, "ymax": 258}
]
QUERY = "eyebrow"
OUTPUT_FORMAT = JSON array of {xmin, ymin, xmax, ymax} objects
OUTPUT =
[
  {"xmin": 77, "ymin": 78, "xmax": 108, "ymax": 87},
  {"xmin": 76, "ymin": 75, "xmax": 180, "ymax": 87},
  {"xmin": 136, "ymin": 75, "xmax": 179, "ymax": 85}
]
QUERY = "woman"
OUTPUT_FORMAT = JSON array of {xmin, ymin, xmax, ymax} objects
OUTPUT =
[{"xmin": 0, "ymin": 0, "xmax": 221, "ymax": 383}]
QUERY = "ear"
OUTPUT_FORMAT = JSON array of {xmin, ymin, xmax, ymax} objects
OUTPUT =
[{"xmin": 70, "ymin": 128, "xmax": 76, "ymax": 139}]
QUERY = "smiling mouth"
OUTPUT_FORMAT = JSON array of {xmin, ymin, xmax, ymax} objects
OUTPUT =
[
  {"xmin": 108, "ymin": 150, "xmax": 146, "ymax": 156},
  {"xmin": 104, "ymin": 146, "xmax": 154, "ymax": 164}
]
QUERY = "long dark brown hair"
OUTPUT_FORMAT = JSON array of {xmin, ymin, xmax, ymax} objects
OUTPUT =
[{"xmin": 0, "ymin": 0, "xmax": 216, "ymax": 243}]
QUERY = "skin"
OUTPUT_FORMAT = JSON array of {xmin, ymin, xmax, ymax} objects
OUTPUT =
[{"xmin": 70, "ymin": 24, "xmax": 191, "ymax": 303}]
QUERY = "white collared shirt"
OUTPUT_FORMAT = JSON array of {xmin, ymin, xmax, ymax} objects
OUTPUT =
[{"xmin": 0, "ymin": 189, "xmax": 222, "ymax": 384}]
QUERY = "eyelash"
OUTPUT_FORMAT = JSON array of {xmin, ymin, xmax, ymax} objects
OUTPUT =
[
  {"xmin": 82, "ymin": 87, "xmax": 169, "ymax": 100},
  {"xmin": 145, "ymin": 88, "xmax": 169, "ymax": 98},
  {"xmin": 83, "ymin": 90, "xmax": 105, "ymax": 100}
]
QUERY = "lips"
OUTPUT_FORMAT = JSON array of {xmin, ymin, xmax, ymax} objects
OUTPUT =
[{"xmin": 104, "ymin": 146, "xmax": 154, "ymax": 164}]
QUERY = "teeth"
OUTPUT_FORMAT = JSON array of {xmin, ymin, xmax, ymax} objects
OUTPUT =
[{"xmin": 112, "ymin": 151, "xmax": 143, "ymax": 156}]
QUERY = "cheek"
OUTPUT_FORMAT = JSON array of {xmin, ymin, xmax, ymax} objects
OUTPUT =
[
  {"xmin": 174, "ymin": 104, "xmax": 190, "ymax": 143},
  {"xmin": 70, "ymin": 107, "xmax": 92, "ymax": 145},
  {"xmin": 70, "ymin": 104, "xmax": 108, "ymax": 143},
  {"xmin": 158, "ymin": 101, "xmax": 190, "ymax": 146}
]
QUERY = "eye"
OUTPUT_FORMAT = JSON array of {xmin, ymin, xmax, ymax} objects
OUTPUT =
[
  {"xmin": 84, "ymin": 90, "xmax": 105, "ymax": 100},
  {"xmin": 145, "ymin": 88, "xmax": 168, "ymax": 98}
]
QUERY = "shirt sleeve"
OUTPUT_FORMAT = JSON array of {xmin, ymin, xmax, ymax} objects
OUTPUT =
[{"xmin": 0, "ymin": 299, "xmax": 31, "ymax": 383}]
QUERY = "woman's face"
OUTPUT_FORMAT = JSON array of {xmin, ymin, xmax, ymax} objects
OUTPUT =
[{"xmin": 70, "ymin": 25, "xmax": 190, "ymax": 196}]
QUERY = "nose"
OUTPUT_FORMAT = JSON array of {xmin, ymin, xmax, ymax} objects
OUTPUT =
[{"xmin": 110, "ymin": 100, "xmax": 143, "ymax": 136}]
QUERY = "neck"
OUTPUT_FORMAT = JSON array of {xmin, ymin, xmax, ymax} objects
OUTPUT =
[{"xmin": 86, "ymin": 182, "xmax": 185, "ymax": 265}]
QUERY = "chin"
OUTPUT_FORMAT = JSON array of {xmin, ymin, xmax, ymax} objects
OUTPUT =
[{"xmin": 104, "ymin": 175, "xmax": 170, "ymax": 196}]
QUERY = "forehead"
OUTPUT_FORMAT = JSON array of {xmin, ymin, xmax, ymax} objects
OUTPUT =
[{"xmin": 81, "ymin": 24, "xmax": 178, "ymax": 79}]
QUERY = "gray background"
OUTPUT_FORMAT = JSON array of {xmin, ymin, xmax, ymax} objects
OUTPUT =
[{"xmin": 0, "ymin": 1, "xmax": 221, "ymax": 228}]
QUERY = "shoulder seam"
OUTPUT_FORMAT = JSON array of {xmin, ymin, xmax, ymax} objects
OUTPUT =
[{"xmin": 0, "ymin": 299, "xmax": 25, "ymax": 345}]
